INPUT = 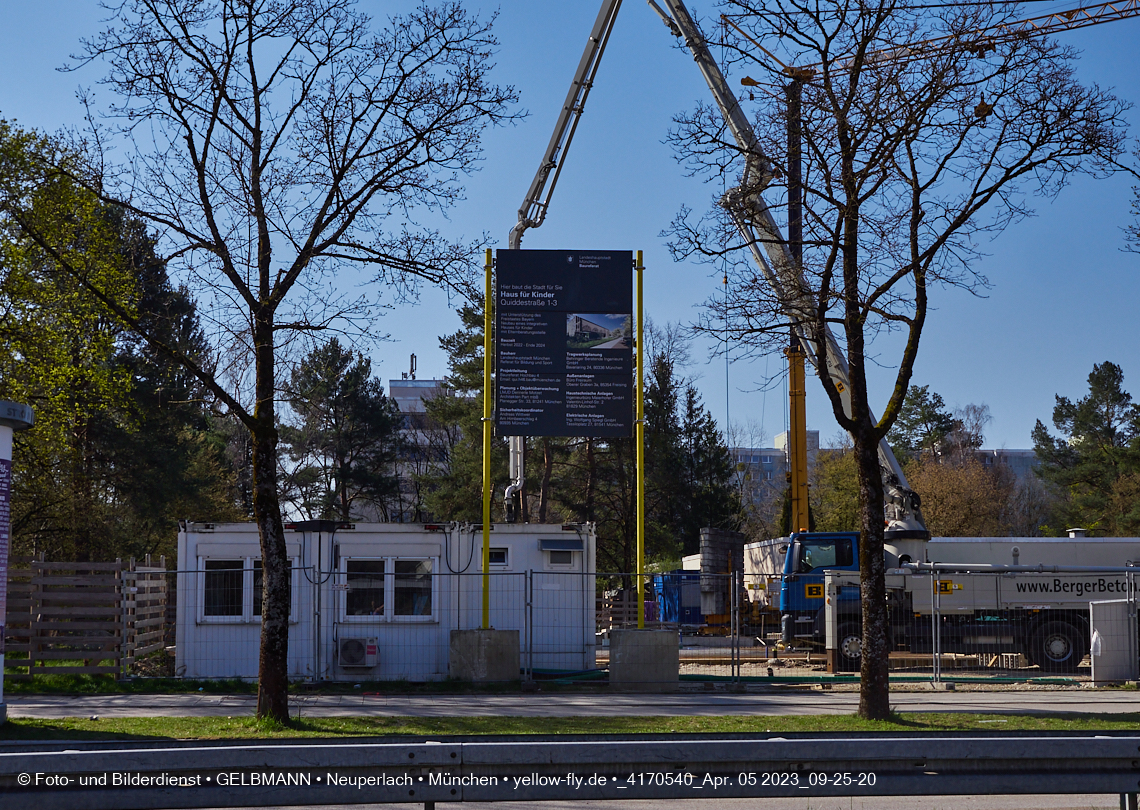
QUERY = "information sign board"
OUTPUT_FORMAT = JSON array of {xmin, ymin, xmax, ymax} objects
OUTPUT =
[{"xmin": 495, "ymin": 250, "xmax": 633, "ymax": 437}]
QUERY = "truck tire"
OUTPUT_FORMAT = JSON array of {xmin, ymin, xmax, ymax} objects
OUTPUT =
[
  {"xmin": 836, "ymin": 623, "xmax": 862, "ymax": 672},
  {"xmin": 1031, "ymin": 621, "xmax": 1084, "ymax": 673}
]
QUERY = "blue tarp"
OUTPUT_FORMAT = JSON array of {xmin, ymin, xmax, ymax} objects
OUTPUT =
[{"xmin": 652, "ymin": 572, "xmax": 703, "ymax": 624}]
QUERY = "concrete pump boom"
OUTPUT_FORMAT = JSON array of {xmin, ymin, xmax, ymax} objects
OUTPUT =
[
  {"xmin": 658, "ymin": 0, "xmax": 1140, "ymax": 533},
  {"xmin": 510, "ymin": 1, "xmax": 624, "ymax": 251},
  {"xmin": 502, "ymin": 0, "xmax": 927, "ymax": 532},
  {"xmin": 504, "ymin": 0, "xmax": 625, "ymax": 520}
]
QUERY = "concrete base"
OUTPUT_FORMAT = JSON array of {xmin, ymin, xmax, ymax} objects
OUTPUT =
[
  {"xmin": 609, "ymin": 629, "xmax": 679, "ymax": 692},
  {"xmin": 449, "ymin": 629, "xmax": 520, "ymax": 682}
]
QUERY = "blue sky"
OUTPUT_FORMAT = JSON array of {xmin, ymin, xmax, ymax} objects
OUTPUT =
[{"xmin": 2, "ymin": 1, "xmax": 1138, "ymax": 450}]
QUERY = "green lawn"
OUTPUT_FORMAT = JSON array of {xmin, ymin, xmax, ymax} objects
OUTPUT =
[{"xmin": 2, "ymin": 713, "xmax": 1139, "ymax": 742}]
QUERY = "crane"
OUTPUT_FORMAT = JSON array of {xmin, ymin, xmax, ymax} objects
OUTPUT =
[
  {"xmin": 503, "ymin": 1, "xmax": 625, "ymax": 520},
  {"xmin": 720, "ymin": 0, "xmax": 1140, "ymax": 76},
  {"xmin": 650, "ymin": 0, "xmax": 1139, "ymax": 537},
  {"xmin": 504, "ymin": 0, "xmax": 1137, "ymax": 531},
  {"xmin": 845, "ymin": 0, "xmax": 1140, "ymax": 70}
]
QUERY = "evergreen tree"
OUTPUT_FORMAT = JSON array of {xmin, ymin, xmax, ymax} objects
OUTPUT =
[
  {"xmin": 0, "ymin": 133, "xmax": 241, "ymax": 559},
  {"xmin": 418, "ymin": 303, "xmax": 509, "ymax": 522},
  {"xmin": 1032, "ymin": 361, "xmax": 1140, "ymax": 535},
  {"xmin": 886, "ymin": 385, "xmax": 957, "ymax": 463},
  {"xmin": 554, "ymin": 329, "xmax": 740, "ymax": 566},
  {"xmin": 675, "ymin": 385, "xmax": 741, "ymax": 554},
  {"xmin": 280, "ymin": 339, "xmax": 404, "ymax": 521},
  {"xmin": 91, "ymin": 214, "xmax": 243, "ymax": 558}
]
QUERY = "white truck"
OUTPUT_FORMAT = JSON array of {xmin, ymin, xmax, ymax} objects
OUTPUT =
[{"xmin": 764, "ymin": 530, "xmax": 1139, "ymax": 672}]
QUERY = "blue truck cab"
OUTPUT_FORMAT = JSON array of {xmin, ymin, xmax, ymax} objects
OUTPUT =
[{"xmin": 779, "ymin": 532, "xmax": 860, "ymax": 644}]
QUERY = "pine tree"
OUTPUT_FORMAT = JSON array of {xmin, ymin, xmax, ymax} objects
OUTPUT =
[
  {"xmin": 418, "ymin": 303, "xmax": 509, "ymax": 522},
  {"xmin": 280, "ymin": 339, "xmax": 404, "ymax": 521},
  {"xmin": 886, "ymin": 385, "xmax": 957, "ymax": 463},
  {"xmin": 1032, "ymin": 362, "xmax": 1140, "ymax": 535}
]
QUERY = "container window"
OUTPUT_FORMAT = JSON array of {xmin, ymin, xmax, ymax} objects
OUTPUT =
[
  {"xmin": 346, "ymin": 560, "xmax": 386, "ymax": 616},
  {"xmin": 204, "ymin": 560, "xmax": 243, "ymax": 617},
  {"xmin": 394, "ymin": 559, "xmax": 433, "ymax": 616}
]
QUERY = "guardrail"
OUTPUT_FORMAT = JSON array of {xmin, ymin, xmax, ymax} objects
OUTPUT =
[{"xmin": 1, "ymin": 735, "xmax": 1139, "ymax": 808}]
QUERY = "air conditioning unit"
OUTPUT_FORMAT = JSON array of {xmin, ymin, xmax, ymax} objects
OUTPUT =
[{"xmin": 337, "ymin": 637, "xmax": 378, "ymax": 668}]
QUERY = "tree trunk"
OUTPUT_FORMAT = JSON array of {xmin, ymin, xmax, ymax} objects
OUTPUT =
[
  {"xmin": 251, "ymin": 311, "xmax": 290, "ymax": 723},
  {"xmin": 854, "ymin": 428, "xmax": 891, "ymax": 720},
  {"xmin": 338, "ymin": 455, "xmax": 350, "ymax": 522}
]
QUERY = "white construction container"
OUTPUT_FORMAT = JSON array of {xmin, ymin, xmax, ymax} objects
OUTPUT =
[{"xmin": 175, "ymin": 521, "xmax": 596, "ymax": 681}]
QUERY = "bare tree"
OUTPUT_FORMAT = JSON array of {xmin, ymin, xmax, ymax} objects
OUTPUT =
[
  {"xmin": 904, "ymin": 456, "xmax": 1011, "ymax": 536},
  {"xmin": 668, "ymin": 0, "xmax": 1126, "ymax": 718},
  {"xmin": 726, "ymin": 418, "xmax": 782, "ymax": 540},
  {"xmin": 1001, "ymin": 473, "xmax": 1053, "ymax": 537},
  {"xmin": 5, "ymin": 0, "xmax": 518, "ymax": 721},
  {"xmin": 943, "ymin": 403, "xmax": 992, "ymax": 460}
]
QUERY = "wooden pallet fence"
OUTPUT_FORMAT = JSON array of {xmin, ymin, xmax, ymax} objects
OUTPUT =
[
  {"xmin": 2, "ymin": 555, "xmax": 36, "ymax": 678},
  {"xmin": 122, "ymin": 556, "xmax": 168, "ymax": 673},
  {"xmin": 595, "ymin": 593, "xmax": 674, "ymax": 632},
  {"xmin": 30, "ymin": 560, "xmax": 124, "ymax": 677},
  {"xmin": 3, "ymin": 555, "xmax": 168, "ymax": 679}
]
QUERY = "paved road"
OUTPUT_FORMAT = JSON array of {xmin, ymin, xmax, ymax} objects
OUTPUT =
[{"xmin": 5, "ymin": 689, "xmax": 1138, "ymax": 718}]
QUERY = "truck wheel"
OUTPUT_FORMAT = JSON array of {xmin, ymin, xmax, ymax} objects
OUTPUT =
[
  {"xmin": 1032, "ymin": 621, "xmax": 1084, "ymax": 673},
  {"xmin": 836, "ymin": 623, "xmax": 862, "ymax": 672}
]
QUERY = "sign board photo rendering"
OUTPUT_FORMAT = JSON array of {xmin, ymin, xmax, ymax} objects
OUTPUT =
[{"xmin": 495, "ymin": 249, "xmax": 633, "ymax": 438}]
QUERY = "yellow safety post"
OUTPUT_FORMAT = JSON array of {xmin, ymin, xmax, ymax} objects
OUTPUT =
[
  {"xmin": 786, "ymin": 335, "xmax": 809, "ymax": 533},
  {"xmin": 482, "ymin": 248, "xmax": 493, "ymax": 630},
  {"xmin": 635, "ymin": 250, "xmax": 645, "ymax": 630}
]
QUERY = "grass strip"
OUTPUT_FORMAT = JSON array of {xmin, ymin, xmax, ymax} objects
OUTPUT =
[
  {"xmin": 2, "ymin": 713, "xmax": 1139, "ymax": 742},
  {"xmin": 6, "ymin": 673, "xmax": 1112, "ymax": 694}
]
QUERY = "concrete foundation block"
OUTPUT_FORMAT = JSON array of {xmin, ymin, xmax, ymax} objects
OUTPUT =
[
  {"xmin": 609, "ymin": 629, "xmax": 679, "ymax": 692},
  {"xmin": 449, "ymin": 629, "xmax": 520, "ymax": 682}
]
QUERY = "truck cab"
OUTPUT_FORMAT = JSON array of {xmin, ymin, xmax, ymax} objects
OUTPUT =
[{"xmin": 779, "ymin": 532, "xmax": 860, "ymax": 644}]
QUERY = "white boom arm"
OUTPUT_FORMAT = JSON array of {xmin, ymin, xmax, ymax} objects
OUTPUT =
[
  {"xmin": 509, "ymin": 0, "xmax": 625, "ymax": 250},
  {"xmin": 652, "ymin": 0, "xmax": 927, "ymax": 534},
  {"xmin": 504, "ymin": 0, "xmax": 625, "ymax": 519}
]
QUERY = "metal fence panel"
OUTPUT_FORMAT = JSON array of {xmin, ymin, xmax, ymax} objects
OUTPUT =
[
  {"xmin": 824, "ymin": 568, "xmax": 1140, "ymax": 681},
  {"xmin": 1090, "ymin": 599, "xmax": 1139, "ymax": 683},
  {"xmin": 21, "ymin": 560, "xmax": 1134, "ymax": 686}
]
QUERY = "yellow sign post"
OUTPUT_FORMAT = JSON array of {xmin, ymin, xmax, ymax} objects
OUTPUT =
[
  {"xmin": 635, "ymin": 250, "xmax": 645, "ymax": 629},
  {"xmin": 482, "ymin": 248, "xmax": 493, "ymax": 630},
  {"xmin": 786, "ymin": 336, "xmax": 809, "ymax": 532}
]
